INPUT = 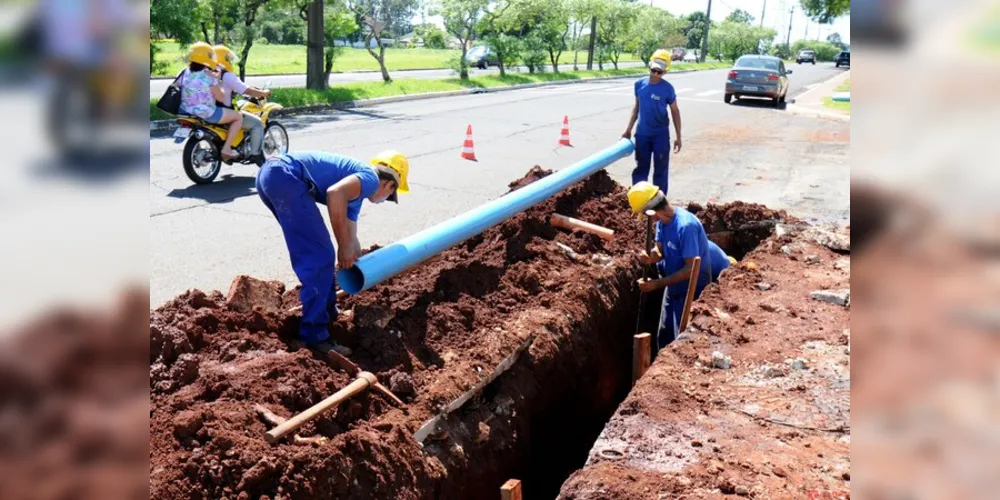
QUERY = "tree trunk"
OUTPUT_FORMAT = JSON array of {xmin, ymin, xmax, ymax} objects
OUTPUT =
[
  {"xmin": 201, "ymin": 22, "xmax": 210, "ymax": 43},
  {"xmin": 377, "ymin": 44, "xmax": 390, "ymax": 82},
  {"xmin": 213, "ymin": 14, "xmax": 220, "ymax": 44},
  {"xmin": 324, "ymin": 48, "xmax": 334, "ymax": 82},
  {"xmin": 549, "ymin": 50, "xmax": 558, "ymax": 73},
  {"xmin": 305, "ymin": 0, "xmax": 326, "ymax": 90},
  {"xmin": 239, "ymin": 38, "xmax": 253, "ymax": 80},
  {"xmin": 586, "ymin": 17, "xmax": 596, "ymax": 70}
]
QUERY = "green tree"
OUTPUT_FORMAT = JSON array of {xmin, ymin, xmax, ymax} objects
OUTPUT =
[
  {"xmin": 532, "ymin": 0, "xmax": 571, "ymax": 72},
  {"xmin": 347, "ymin": 0, "xmax": 420, "ymax": 82},
  {"xmin": 232, "ymin": 0, "xmax": 275, "ymax": 80},
  {"xmin": 799, "ymin": 0, "xmax": 849, "ymax": 23},
  {"xmin": 708, "ymin": 22, "xmax": 775, "ymax": 62},
  {"xmin": 438, "ymin": 0, "xmax": 490, "ymax": 79},
  {"xmin": 725, "ymin": 8, "xmax": 754, "ymax": 25},
  {"xmin": 684, "ymin": 11, "xmax": 707, "ymax": 50},
  {"xmin": 414, "ymin": 23, "xmax": 447, "ymax": 48},
  {"xmin": 324, "ymin": 6, "xmax": 359, "ymax": 79},
  {"xmin": 476, "ymin": 0, "xmax": 517, "ymax": 76},
  {"xmin": 826, "ymin": 32, "xmax": 844, "ymax": 50},
  {"xmin": 521, "ymin": 33, "xmax": 548, "ymax": 73},
  {"xmin": 626, "ymin": 5, "xmax": 686, "ymax": 63},
  {"xmin": 151, "ymin": 0, "xmax": 202, "ymax": 71},
  {"xmin": 596, "ymin": 0, "xmax": 636, "ymax": 70}
]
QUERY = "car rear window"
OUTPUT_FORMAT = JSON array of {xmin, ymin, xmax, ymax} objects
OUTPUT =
[{"xmin": 735, "ymin": 57, "xmax": 779, "ymax": 71}]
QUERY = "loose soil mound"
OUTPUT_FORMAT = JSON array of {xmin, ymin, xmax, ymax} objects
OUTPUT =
[
  {"xmin": 558, "ymin": 227, "xmax": 851, "ymax": 500},
  {"xmin": 150, "ymin": 169, "xmax": 648, "ymax": 499}
]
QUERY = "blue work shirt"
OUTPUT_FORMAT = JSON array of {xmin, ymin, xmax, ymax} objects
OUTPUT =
[
  {"xmin": 654, "ymin": 207, "xmax": 714, "ymax": 296},
  {"xmin": 280, "ymin": 152, "xmax": 380, "ymax": 222},
  {"xmin": 634, "ymin": 77, "xmax": 676, "ymax": 137}
]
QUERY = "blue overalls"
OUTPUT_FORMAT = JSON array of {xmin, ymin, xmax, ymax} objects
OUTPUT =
[
  {"xmin": 255, "ymin": 152, "xmax": 379, "ymax": 344},
  {"xmin": 632, "ymin": 77, "xmax": 677, "ymax": 195},
  {"xmin": 654, "ymin": 208, "xmax": 717, "ymax": 349}
]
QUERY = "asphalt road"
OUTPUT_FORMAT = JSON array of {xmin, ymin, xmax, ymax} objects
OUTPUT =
[
  {"xmin": 150, "ymin": 62, "xmax": 849, "ymax": 307},
  {"xmin": 150, "ymin": 61, "xmax": 647, "ymax": 98}
]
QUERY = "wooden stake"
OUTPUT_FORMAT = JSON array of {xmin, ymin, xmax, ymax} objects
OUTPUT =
[
  {"xmin": 549, "ymin": 213, "xmax": 615, "ymax": 241},
  {"xmin": 500, "ymin": 479, "xmax": 522, "ymax": 500},
  {"xmin": 265, "ymin": 372, "xmax": 377, "ymax": 444},
  {"xmin": 632, "ymin": 333, "xmax": 651, "ymax": 385},
  {"xmin": 679, "ymin": 256, "xmax": 702, "ymax": 333}
]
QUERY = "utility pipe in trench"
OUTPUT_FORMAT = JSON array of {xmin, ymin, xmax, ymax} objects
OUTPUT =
[{"xmin": 338, "ymin": 139, "xmax": 635, "ymax": 294}]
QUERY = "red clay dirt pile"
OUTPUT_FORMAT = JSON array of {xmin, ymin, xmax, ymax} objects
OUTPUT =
[
  {"xmin": 557, "ymin": 223, "xmax": 851, "ymax": 500},
  {"xmin": 151, "ymin": 168, "xmax": 653, "ymax": 499}
]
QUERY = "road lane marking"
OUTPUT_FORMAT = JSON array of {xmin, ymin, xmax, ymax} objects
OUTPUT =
[
  {"xmin": 675, "ymin": 88, "xmax": 694, "ymax": 94},
  {"xmin": 695, "ymin": 90, "xmax": 722, "ymax": 97}
]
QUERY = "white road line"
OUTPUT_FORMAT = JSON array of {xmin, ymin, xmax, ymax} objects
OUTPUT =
[
  {"xmin": 695, "ymin": 90, "xmax": 722, "ymax": 97},
  {"xmin": 675, "ymin": 88, "xmax": 694, "ymax": 94}
]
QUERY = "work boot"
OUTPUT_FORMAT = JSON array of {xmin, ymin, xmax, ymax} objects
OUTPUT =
[
  {"xmin": 250, "ymin": 153, "xmax": 266, "ymax": 167},
  {"xmin": 309, "ymin": 340, "xmax": 353, "ymax": 357}
]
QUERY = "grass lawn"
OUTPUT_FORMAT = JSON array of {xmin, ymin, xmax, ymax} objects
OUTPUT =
[
  {"xmin": 823, "ymin": 78, "xmax": 851, "ymax": 114},
  {"xmin": 152, "ymin": 41, "xmax": 640, "ymax": 77},
  {"xmin": 151, "ymin": 63, "xmax": 728, "ymax": 120}
]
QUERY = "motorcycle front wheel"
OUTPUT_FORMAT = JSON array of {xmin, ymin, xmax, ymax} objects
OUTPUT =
[
  {"xmin": 183, "ymin": 137, "xmax": 222, "ymax": 184},
  {"xmin": 262, "ymin": 121, "xmax": 289, "ymax": 159}
]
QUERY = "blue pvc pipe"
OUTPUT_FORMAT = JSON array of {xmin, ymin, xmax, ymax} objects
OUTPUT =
[
  {"xmin": 832, "ymin": 92, "xmax": 850, "ymax": 102},
  {"xmin": 338, "ymin": 138, "xmax": 636, "ymax": 294}
]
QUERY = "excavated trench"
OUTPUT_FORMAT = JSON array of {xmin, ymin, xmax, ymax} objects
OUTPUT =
[{"xmin": 148, "ymin": 168, "xmax": 787, "ymax": 500}]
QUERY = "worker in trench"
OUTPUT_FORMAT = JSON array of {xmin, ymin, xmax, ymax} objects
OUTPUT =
[
  {"xmin": 621, "ymin": 49, "xmax": 682, "ymax": 196},
  {"xmin": 256, "ymin": 150, "xmax": 410, "ymax": 356},
  {"xmin": 628, "ymin": 182, "xmax": 735, "ymax": 349}
]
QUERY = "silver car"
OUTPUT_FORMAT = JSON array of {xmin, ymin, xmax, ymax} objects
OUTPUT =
[{"xmin": 724, "ymin": 55, "xmax": 792, "ymax": 107}]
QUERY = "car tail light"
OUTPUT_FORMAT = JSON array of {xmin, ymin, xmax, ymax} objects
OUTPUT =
[
  {"xmin": 728, "ymin": 71, "xmax": 738, "ymax": 80},
  {"xmin": 767, "ymin": 74, "xmax": 779, "ymax": 81}
]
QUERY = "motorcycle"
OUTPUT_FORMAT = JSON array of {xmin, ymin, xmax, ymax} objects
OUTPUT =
[{"xmin": 173, "ymin": 89, "xmax": 289, "ymax": 184}]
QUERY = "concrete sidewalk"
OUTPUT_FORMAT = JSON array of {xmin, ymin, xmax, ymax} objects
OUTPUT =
[{"xmin": 788, "ymin": 70, "xmax": 850, "ymax": 121}]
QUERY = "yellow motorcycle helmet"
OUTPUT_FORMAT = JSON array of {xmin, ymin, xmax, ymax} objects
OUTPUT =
[
  {"xmin": 214, "ymin": 45, "xmax": 238, "ymax": 73},
  {"xmin": 187, "ymin": 42, "xmax": 217, "ymax": 67},
  {"xmin": 627, "ymin": 182, "xmax": 664, "ymax": 217},
  {"xmin": 650, "ymin": 49, "xmax": 671, "ymax": 72},
  {"xmin": 370, "ymin": 150, "xmax": 410, "ymax": 201}
]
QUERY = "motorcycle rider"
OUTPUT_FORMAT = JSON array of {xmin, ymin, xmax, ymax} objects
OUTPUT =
[
  {"xmin": 213, "ymin": 45, "xmax": 273, "ymax": 165},
  {"xmin": 179, "ymin": 42, "xmax": 242, "ymax": 160}
]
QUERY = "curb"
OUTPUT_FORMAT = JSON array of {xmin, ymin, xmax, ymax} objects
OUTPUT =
[
  {"xmin": 150, "ymin": 68, "xmax": 708, "ymax": 132},
  {"xmin": 791, "ymin": 69, "xmax": 850, "ymax": 106},
  {"xmin": 785, "ymin": 104, "xmax": 850, "ymax": 122}
]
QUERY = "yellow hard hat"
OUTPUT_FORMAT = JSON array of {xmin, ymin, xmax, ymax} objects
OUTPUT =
[
  {"xmin": 649, "ymin": 49, "xmax": 671, "ymax": 72},
  {"xmin": 371, "ymin": 150, "xmax": 410, "ymax": 199},
  {"xmin": 187, "ymin": 42, "xmax": 217, "ymax": 67},
  {"xmin": 728, "ymin": 256, "xmax": 737, "ymax": 265},
  {"xmin": 627, "ymin": 182, "xmax": 664, "ymax": 216},
  {"xmin": 213, "ymin": 45, "xmax": 238, "ymax": 73}
]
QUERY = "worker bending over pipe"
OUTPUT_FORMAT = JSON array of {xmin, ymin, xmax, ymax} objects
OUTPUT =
[
  {"xmin": 628, "ymin": 182, "xmax": 735, "ymax": 350},
  {"xmin": 256, "ymin": 150, "xmax": 410, "ymax": 357}
]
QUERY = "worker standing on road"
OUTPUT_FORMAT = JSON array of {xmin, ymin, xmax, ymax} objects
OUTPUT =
[
  {"xmin": 256, "ymin": 150, "xmax": 410, "ymax": 356},
  {"xmin": 622, "ymin": 49, "xmax": 682, "ymax": 195},
  {"xmin": 628, "ymin": 183, "xmax": 729, "ymax": 349},
  {"xmin": 214, "ymin": 45, "xmax": 272, "ymax": 165}
]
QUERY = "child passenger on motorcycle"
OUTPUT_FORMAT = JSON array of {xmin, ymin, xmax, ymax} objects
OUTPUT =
[{"xmin": 179, "ymin": 42, "xmax": 242, "ymax": 160}]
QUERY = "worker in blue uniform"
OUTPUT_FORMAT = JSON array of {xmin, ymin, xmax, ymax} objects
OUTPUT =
[
  {"xmin": 621, "ymin": 49, "xmax": 683, "ymax": 196},
  {"xmin": 629, "ymin": 183, "xmax": 734, "ymax": 350},
  {"xmin": 256, "ymin": 150, "xmax": 410, "ymax": 356}
]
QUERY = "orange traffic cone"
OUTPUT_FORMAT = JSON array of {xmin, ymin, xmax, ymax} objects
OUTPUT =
[
  {"xmin": 461, "ymin": 124, "xmax": 477, "ymax": 161},
  {"xmin": 558, "ymin": 116, "xmax": 572, "ymax": 147}
]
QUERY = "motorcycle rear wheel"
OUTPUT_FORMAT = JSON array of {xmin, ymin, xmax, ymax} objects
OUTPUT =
[
  {"xmin": 183, "ymin": 137, "xmax": 222, "ymax": 184},
  {"xmin": 262, "ymin": 121, "xmax": 289, "ymax": 159}
]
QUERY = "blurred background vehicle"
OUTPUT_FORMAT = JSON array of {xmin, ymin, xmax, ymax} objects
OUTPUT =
[
  {"xmin": 724, "ymin": 55, "xmax": 791, "ymax": 107},
  {"xmin": 465, "ymin": 45, "xmax": 499, "ymax": 70},
  {"xmin": 835, "ymin": 50, "xmax": 851, "ymax": 68},
  {"xmin": 796, "ymin": 49, "xmax": 817, "ymax": 64}
]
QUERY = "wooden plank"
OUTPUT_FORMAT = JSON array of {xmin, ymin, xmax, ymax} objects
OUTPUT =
[
  {"xmin": 632, "ymin": 333, "xmax": 651, "ymax": 385},
  {"xmin": 413, "ymin": 334, "xmax": 536, "ymax": 443},
  {"xmin": 500, "ymin": 479, "xmax": 522, "ymax": 500}
]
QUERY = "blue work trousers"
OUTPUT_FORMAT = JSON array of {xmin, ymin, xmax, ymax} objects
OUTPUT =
[
  {"xmin": 631, "ymin": 134, "xmax": 671, "ymax": 195},
  {"xmin": 256, "ymin": 159, "xmax": 337, "ymax": 344},
  {"xmin": 656, "ymin": 274, "xmax": 711, "ymax": 350}
]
